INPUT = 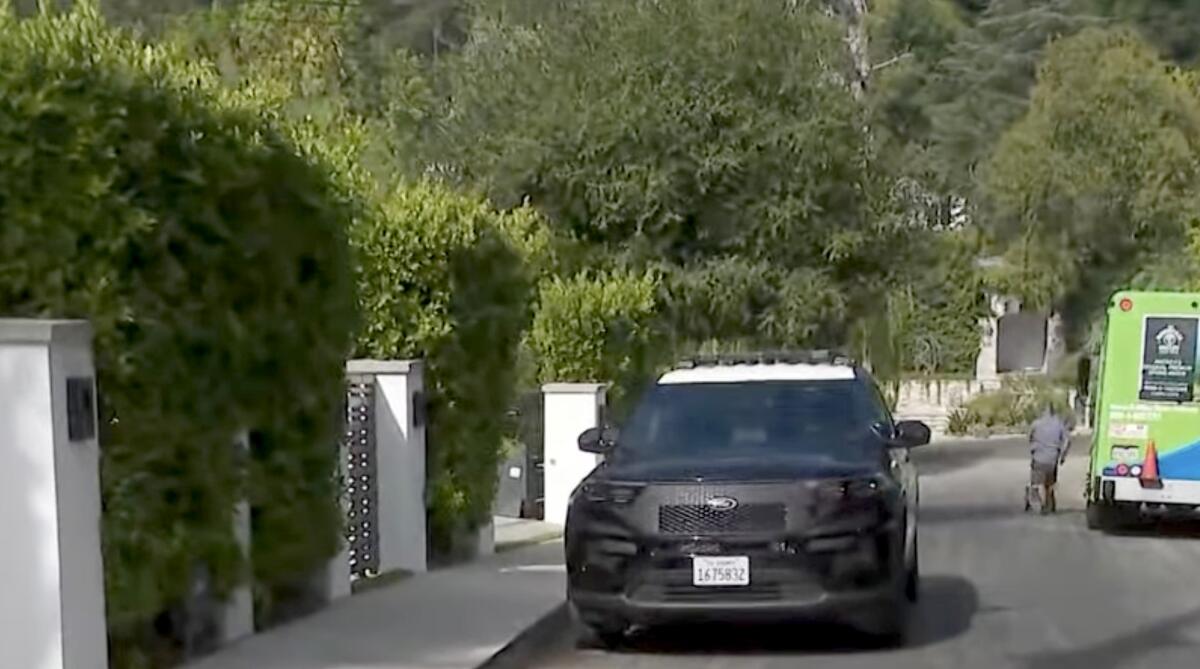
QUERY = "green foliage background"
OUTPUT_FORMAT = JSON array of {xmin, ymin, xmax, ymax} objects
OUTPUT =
[
  {"xmin": 527, "ymin": 270, "xmax": 661, "ymax": 418},
  {"xmin": 983, "ymin": 27, "xmax": 1200, "ymax": 341},
  {"xmin": 13, "ymin": 1, "xmax": 1200, "ymax": 665},
  {"xmin": 352, "ymin": 181, "xmax": 541, "ymax": 549},
  {"xmin": 0, "ymin": 3, "xmax": 357, "ymax": 664}
]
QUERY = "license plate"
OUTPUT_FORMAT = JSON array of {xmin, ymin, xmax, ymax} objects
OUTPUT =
[{"xmin": 692, "ymin": 556, "xmax": 750, "ymax": 587}]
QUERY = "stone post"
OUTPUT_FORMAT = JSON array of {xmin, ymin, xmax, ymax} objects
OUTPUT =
[
  {"xmin": 0, "ymin": 320, "xmax": 108, "ymax": 669},
  {"xmin": 346, "ymin": 360, "xmax": 428, "ymax": 575},
  {"xmin": 220, "ymin": 431, "xmax": 254, "ymax": 645},
  {"xmin": 542, "ymin": 383, "xmax": 607, "ymax": 527}
]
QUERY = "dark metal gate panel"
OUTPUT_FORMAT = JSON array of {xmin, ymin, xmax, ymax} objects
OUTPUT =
[
  {"xmin": 494, "ymin": 444, "xmax": 527, "ymax": 518},
  {"xmin": 517, "ymin": 391, "xmax": 545, "ymax": 520},
  {"xmin": 343, "ymin": 376, "xmax": 379, "ymax": 580},
  {"xmin": 997, "ymin": 312, "xmax": 1047, "ymax": 373}
]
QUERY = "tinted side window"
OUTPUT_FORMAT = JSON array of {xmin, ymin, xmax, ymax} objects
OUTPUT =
[{"xmin": 863, "ymin": 379, "xmax": 894, "ymax": 429}]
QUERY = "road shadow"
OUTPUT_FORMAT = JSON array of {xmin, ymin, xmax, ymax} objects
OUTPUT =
[
  {"xmin": 920, "ymin": 503, "xmax": 1029, "ymax": 525},
  {"xmin": 914, "ymin": 438, "xmax": 1028, "ymax": 476},
  {"xmin": 1103, "ymin": 515, "xmax": 1200, "ymax": 541},
  {"xmin": 1017, "ymin": 605, "xmax": 1200, "ymax": 669},
  {"xmin": 612, "ymin": 575, "xmax": 980, "ymax": 656}
]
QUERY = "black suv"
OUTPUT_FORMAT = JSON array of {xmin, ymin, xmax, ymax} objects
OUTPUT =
[{"xmin": 564, "ymin": 352, "xmax": 930, "ymax": 647}]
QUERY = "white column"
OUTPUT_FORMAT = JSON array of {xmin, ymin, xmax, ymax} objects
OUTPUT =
[
  {"xmin": 347, "ymin": 360, "xmax": 428, "ymax": 575},
  {"xmin": 542, "ymin": 383, "xmax": 607, "ymax": 527},
  {"xmin": 1042, "ymin": 311, "xmax": 1066, "ymax": 374},
  {"xmin": 0, "ymin": 319, "xmax": 108, "ymax": 669},
  {"xmin": 975, "ymin": 292, "xmax": 1008, "ymax": 382},
  {"xmin": 220, "ymin": 432, "xmax": 254, "ymax": 645}
]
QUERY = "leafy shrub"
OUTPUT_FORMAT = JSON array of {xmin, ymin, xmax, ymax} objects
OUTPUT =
[
  {"xmin": 0, "ymin": 3, "xmax": 356, "ymax": 664},
  {"xmin": 658, "ymin": 257, "xmax": 848, "ymax": 352},
  {"xmin": 527, "ymin": 270, "xmax": 661, "ymax": 418},
  {"xmin": 946, "ymin": 406, "xmax": 974, "ymax": 436},
  {"xmin": 886, "ymin": 232, "xmax": 986, "ymax": 375},
  {"xmin": 947, "ymin": 376, "xmax": 1071, "ymax": 435},
  {"xmin": 352, "ymin": 180, "xmax": 539, "ymax": 552}
]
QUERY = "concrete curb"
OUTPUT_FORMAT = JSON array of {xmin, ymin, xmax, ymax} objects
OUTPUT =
[
  {"xmin": 496, "ymin": 531, "xmax": 564, "ymax": 554},
  {"xmin": 476, "ymin": 602, "xmax": 569, "ymax": 669}
]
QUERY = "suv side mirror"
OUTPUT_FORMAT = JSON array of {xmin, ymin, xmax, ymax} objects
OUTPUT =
[
  {"xmin": 894, "ymin": 420, "xmax": 931, "ymax": 448},
  {"xmin": 579, "ymin": 426, "xmax": 619, "ymax": 454}
]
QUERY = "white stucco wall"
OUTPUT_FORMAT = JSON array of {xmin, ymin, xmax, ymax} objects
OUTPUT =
[
  {"xmin": 542, "ymin": 384, "xmax": 606, "ymax": 527},
  {"xmin": 1, "ymin": 320, "xmax": 107, "ymax": 669}
]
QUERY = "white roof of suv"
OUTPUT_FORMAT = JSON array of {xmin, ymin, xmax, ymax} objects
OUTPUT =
[{"xmin": 658, "ymin": 363, "xmax": 856, "ymax": 385}]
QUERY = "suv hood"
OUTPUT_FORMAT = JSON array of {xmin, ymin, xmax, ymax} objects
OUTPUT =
[{"xmin": 594, "ymin": 454, "xmax": 885, "ymax": 484}]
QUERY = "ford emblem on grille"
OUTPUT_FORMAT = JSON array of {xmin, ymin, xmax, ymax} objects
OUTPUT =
[{"xmin": 705, "ymin": 496, "xmax": 738, "ymax": 511}]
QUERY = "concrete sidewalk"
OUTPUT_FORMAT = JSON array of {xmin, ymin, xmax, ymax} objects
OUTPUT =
[{"xmin": 187, "ymin": 538, "xmax": 566, "ymax": 669}]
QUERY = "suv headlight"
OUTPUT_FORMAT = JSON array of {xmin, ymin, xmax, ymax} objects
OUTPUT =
[
  {"xmin": 816, "ymin": 477, "xmax": 887, "ymax": 502},
  {"xmin": 579, "ymin": 481, "xmax": 644, "ymax": 505}
]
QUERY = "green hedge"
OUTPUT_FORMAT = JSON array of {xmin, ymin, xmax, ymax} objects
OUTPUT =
[
  {"xmin": 0, "ymin": 5, "xmax": 356, "ymax": 664},
  {"xmin": 527, "ymin": 270, "xmax": 661, "ymax": 418},
  {"xmin": 353, "ymin": 180, "xmax": 541, "ymax": 552},
  {"xmin": 168, "ymin": 0, "xmax": 564, "ymax": 558}
]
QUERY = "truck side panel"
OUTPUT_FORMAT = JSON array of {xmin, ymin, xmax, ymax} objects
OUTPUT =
[{"xmin": 1089, "ymin": 291, "xmax": 1200, "ymax": 506}]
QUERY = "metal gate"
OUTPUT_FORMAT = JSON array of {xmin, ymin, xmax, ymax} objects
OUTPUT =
[
  {"xmin": 494, "ymin": 391, "xmax": 545, "ymax": 520},
  {"xmin": 342, "ymin": 375, "xmax": 379, "ymax": 580},
  {"xmin": 997, "ymin": 311, "xmax": 1048, "ymax": 372}
]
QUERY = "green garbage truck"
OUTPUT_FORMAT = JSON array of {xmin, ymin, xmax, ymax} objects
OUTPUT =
[{"xmin": 1085, "ymin": 290, "xmax": 1200, "ymax": 529}]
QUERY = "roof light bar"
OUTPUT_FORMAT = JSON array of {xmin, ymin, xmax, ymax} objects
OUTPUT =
[{"xmin": 675, "ymin": 350, "xmax": 854, "ymax": 369}]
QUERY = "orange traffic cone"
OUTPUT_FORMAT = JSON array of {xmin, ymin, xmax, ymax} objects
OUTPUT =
[{"xmin": 1140, "ymin": 440, "xmax": 1162, "ymax": 488}]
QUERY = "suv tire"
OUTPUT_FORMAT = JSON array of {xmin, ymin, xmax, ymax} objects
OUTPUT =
[
  {"xmin": 859, "ymin": 548, "xmax": 910, "ymax": 648},
  {"xmin": 905, "ymin": 532, "xmax": 921, "ymax": 603}
]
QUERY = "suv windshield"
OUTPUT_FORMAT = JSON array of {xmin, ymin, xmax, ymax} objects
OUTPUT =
[{"xmin": 617, "ymin": 380, "xmax": 887, "ymax": 463}]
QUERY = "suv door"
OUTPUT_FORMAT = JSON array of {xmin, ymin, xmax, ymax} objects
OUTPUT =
[{"xmin": 865, "ymin": 380, "xmax": 918, "ymax": 562}]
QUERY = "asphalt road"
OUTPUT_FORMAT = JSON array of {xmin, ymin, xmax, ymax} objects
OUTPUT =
[{"xmin": 524, "ymin": 436, "xmax": 1200, "ymax": 669}]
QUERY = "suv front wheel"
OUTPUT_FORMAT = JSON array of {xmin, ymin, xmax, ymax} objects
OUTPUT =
[
  {"xmin": 905, "ymin": 529, "xmax": 920, "ymax": 603},
  {"xmin": 856, "ymin": 530, "xmax": 912, "ymax": 647}
]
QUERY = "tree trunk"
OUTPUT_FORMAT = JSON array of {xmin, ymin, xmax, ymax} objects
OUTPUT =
[{"xmin": 829, "ymin": 0, "xmax": 870, "ymax": 100}]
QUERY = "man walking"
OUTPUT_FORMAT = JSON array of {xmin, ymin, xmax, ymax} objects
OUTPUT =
[{"xmin": 1027, "ymin": 404, "xmax": 1071, "ymax": 514}]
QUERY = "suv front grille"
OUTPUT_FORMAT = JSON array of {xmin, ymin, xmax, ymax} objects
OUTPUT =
[{"xmin": 658, "ymin": 503, "xmax": 787, "ymax": 535}]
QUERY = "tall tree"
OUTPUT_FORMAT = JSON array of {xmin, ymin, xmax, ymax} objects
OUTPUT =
[
  {"xmin": 428, "ymin": 0, "xmax": 873, "ymax": 271},
  {"xmin": 983, "ymin": 27, "xmax": 1200, "ymax": 334},
  {"xmin": 924, "ymin": 0, "xmax": 1103, "ymax": 200},
  {"xmin": 423, "ymin": 0, "xmax": 899, "ymax": 349},
  {"xmin": 1091, "ymin": 0, "xmax": 1200, "ymax": 63}
]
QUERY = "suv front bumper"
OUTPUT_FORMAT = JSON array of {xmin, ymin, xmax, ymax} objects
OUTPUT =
[
  {"xmin": 567, "ymin": 525, "xmax": 905, "ymax": 626},
  {"xmin": 570, "ymin": 582, "xmax": 897, "ymax": 626}
]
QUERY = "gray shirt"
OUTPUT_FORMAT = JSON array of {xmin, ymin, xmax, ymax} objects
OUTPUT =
[{"xmin": 1029, "ymin": 413, "xmax": 1070, "ymax": 466}]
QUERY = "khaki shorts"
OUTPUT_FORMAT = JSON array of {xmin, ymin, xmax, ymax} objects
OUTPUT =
[{"xmin": 1031, "ymin": 461, "xmax": 1058, "ymax": 486}]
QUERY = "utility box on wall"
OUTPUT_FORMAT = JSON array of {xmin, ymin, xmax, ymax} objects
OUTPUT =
[{"xmin": 0, "ymin": 320, "xmax": 108, "ymax": 669}]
